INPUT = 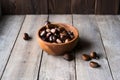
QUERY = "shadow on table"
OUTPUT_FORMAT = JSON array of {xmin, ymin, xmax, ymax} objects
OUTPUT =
[
  {"xmin": 74, "ymin": 38, "xmax": 92, "ymax": 54},
  {"xmin": 0, "ymin": 16, "xmax": 4, "ymax": 21},
  {"xmin": 0, "ymin": 16, "xmax": 8, "ymax": 35}
]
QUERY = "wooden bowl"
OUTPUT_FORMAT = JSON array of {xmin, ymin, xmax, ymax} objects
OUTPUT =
[{"xmin": 37, "ymin": 23, "xmax": 79, "ymax": 56}]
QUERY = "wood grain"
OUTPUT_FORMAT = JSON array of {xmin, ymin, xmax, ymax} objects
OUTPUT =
[
  {"xmin": 14, "ymin": 0, "xmax": 35, "ymax": 14},
  {"xmin": 1, "ymin": 0, "xmax": 120, "ymax": 14},
  {"xmin": 95, "ymin": 0, "xmax": 119, "ymax": 14},
  {"xmin": 48, "ymin": 0, "xmax": 71, "ymax": 14},
  {"xmin": 38, "ymin": 15, "xmax": 76, "ymax": 80},
  {"xmin": 119, "ymin": 2, "xmax": 120, "ymax": 13},
  {"xmin": 96, "ymin": 15, "xmax": 120, "ymax": 80},
  {"xmin": 73, "ymin": 15, "xmax": 113, "ymax": 80},
  {"xmin": 0, "ymin": 3, "xmax": 1, "ymax": 15},
  {"xmin": 1, "ymin": 0, "xmax": 48, "ymax": 14},
  {"xmin": 1, "ymin": 15, "xmax": 120, "ymax": 80},
  {"xmin": 1, "ymin": 0, "xmax": 11, "ymax": 14},
  {"xmin": 33, "ymin": 0, "xmax": 48, "ymax": 14},
  {"xmin": 1, "ymin": 15, "xmax": 48, "ymax": 80},
  {"xmin": 2, "ymin": 0, "xmax": 33, "ymax": 14},
  {"xmin": 0, "ymin": 16, "xmax": 25, "ymax": 78},
  {"xmin": 72, "ymin": 0, "xmax": 95, "ymax": 14}
]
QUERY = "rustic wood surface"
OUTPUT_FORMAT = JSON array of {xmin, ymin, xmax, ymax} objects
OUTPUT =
[
  {"xmin": 95, "ymin": 0, "xmax": 120, "ymax": 14},
  {"xmin": 1, "ymin": 15, "xmax": 47, "ymax": 80},
  {"xmin": 48, "ymin": 0, "xmax": 71, "ymax": 14},
  {"xmin": 1, "ymin": 0, "xmax": 120, "ymax": 14},
  {"xmin": 96, "ymin": 15, "xmax": 120, "ymax": 80},
  {"xmin": 0, "ymin": 16, "xmax": 25, "ymax": 79},
  {"xmin": 72, "ymin": 0, "xmax": 95, "ymax": 14},
  {"xmin": 73, "ymin": 15, "xmax": 113, "ymax": 80},
  {"xmin": 0, "ymin": 15, "xmax": 120, "ymax": 80},
  {"xmin": 39, "ymin": 15, "xmax": 76, "ymax": 80},
  {"xmin": 0, "ymin": 5, "xmax": 1, "ymax": 15}
]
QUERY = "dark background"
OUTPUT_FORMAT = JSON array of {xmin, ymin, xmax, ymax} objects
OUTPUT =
[{"xmin": 1, "ymin": 0, "xmax": 120, "ymax": 14}]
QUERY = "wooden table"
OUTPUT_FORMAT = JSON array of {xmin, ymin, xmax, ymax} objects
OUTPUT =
[{"xmin": 0, "ymin": 15, "xmax": 120, "ymax": 80}]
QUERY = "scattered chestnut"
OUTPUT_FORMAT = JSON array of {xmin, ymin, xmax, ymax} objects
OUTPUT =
[
  {"xmin": 82, "ymin": 54, "xmax": 91, "ymax": 61},
  {"xmin": 89, "ymin": 61, "xmax": 100, "ymax": 68},
  {"xmin": 23, "ymin": 33, "xmax": 31, "ymax": 40},
  {"xmin": 63, "ymin": 53, "xmax": 74, "ymax": 61},
  {"xmin": 90, "ymin": 52, "xmax": 99, "ymax": 59}
]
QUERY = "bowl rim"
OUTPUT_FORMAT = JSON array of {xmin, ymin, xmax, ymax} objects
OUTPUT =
[{"xmin": 37, "ymin": 23, "xmax": 79, "ymax": 46}]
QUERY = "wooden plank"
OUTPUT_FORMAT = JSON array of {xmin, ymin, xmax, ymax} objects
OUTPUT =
[
  {"xmin": 2, "ymin": 0, "xmax": 48, "ymax": 14},
  {"xmin": 72, "ymin": 0, "xmax": 95, "ymax": 14},
  {"xmin": 1, "ymin": 0, "xmax": 10, "ymax": 14},
  {"xmin": 0, "ymin": 16, "xmax": 25, "ymax": 78},
  {"xmin": 96, "ymin": 15, "xmax": 120, "ymax": 80},
  {"xmin": 73, "ymin": 15, "xmax": 113, "ymax": 80},
  {"xmin": 1, "ymin": 0, "xmax": 120, "ymax": 14},
  {"xmin": 6, "ymin": 0, "xmax": 17, "ymax": 14},
  {"xmin": 33, "ymin": 0, "xmax": 48, "ymax": 14},
  {"xmin": 39, "ymin": 15, "xmax": 76, "ymax": 80},
  {"xmin": 48, "ymin": 15, "xmax": 72, "ymax": 24},
  {"xmin": 1, "ymin": 0, "xmax": 34, "ymax": 14},
  {"xmin": 1, "ymin": 15, "xmax": 48, "ymax": 80},
  {"xmin": 0, "ymin": 3, "xmax": 1, "ymax": 15},
  {"xmin": 1, "ymin": 0, "xmax": 33, "ymax": 14},
  {"xmin": 119, "ymin": 3, "xmax": 120, "ymax": 13},
  {"xmin": 48, "ymin": 0, "xmax": 71, "ymax": 14},
  {"xmin": 95, "ymin": 0, "xmax": 119, "ymax": 14},
  {"xmin": 14, "ymin": 0, "xmax": 35, "ymax": 14}
]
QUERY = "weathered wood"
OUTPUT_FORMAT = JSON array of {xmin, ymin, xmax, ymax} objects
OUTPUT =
[
  {"xmin": 95, "ymin": 0, "xmax": 119, "ymax": 14},
  {"xmin": 1, "ymin": 15, "xmax": 48, "ymax": 80},
  {"xmin": 73, "ymin": 15, "xmax": 113, "ymax": 80},
  {"xmin": 14, "ymin": 0, "xmax": 35, "ymax": 14},
  {"xmin": 1, "ymin": 15, "xmax": 120, "ymax": 80},
  {"xmin": 96, "ymin": 15, "xmax": 120, "ymax": 80},
  {"xmin": 1, "ymin": 0, "xmax": 48, "ymax": 14},
  {"xmin": 48, "ymin": 0, "xmax": 71, "ymax": 14},
  {"xmin": 118, "ymin": 1, "xmax": 120, "ymax": 14},
  {"xmin": 39, "ymin": 15, "xmax": 76, "ymax": 80},
  {"xmin": 0, "ymin": 3, "xmax": 1, "ymax": 15},
  {"xmin": 72, "ymin": 0, "xmax": 95, "ymax": 14},
  {"xmin": 1, "ymin": 0, "xmax": 10, "ymax": 14},
  {"xmin": 1, "ymin": 0, "xmax": 120, "ymax": 14},
  {"xmin": 0, "ymin": 16, "xmax": 25, "ymax": 78},
  {"xmin": 33, "ymin": 0, "xmax": 48, "ymax": 14},
  {"xmin": 1, "ymin": 0, "xmax": 33, "ymax": 14}
]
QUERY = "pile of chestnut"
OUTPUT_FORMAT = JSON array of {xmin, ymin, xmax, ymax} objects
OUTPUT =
[{"xmin": 39, "ymin": 24, "xmax": 74, "ymax": 43}]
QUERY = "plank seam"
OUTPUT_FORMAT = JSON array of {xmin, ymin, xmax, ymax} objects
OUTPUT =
[
  {"xmin": 37, "ymin": 14, "xmax": 49, "ymax": 80},
  {"xmin": 37, "ymin": 50, "xmax": 44, "ymax": 80},
  {"xmin": 96, "ymin": 17, "xmax": 115, "ymax": 80},
  {"xmin": 72, "ymin": 14, "xmax": 77, "ymax": 80},
  {"xmin": 0, "ymin": 15, "xmax": 26, "ymax": 80},
  {"xmin": 74, "ymin": 51, "xmax": 77, "ymax": 80}
]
